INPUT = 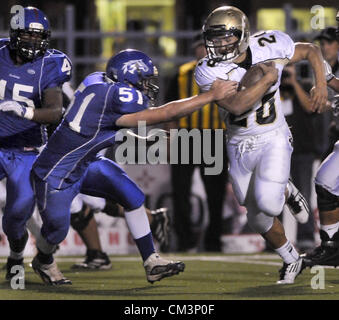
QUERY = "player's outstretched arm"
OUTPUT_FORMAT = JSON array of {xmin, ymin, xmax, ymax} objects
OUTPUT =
[
  {"xmin": 115, "ymin": 79, "xmax": 238, "ymax": 127},
  {"xmin": 216, "ymin": 63, "xmax": 278, "ymax": 115},
  {"xmin": 0, "ymin": 87, "xmax": 63, "ymax": 124},
  {"xmin": 289, "ymin": 43, "xmax": 327, "ymax": 111}
]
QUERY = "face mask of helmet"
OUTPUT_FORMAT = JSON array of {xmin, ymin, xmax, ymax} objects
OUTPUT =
[
  {"xmin": 135, "ymin": 69, "xmax": 159, "ymax": 106},
  {"xmin": 204, "ymin": 27, "xmax": 242, "ymax": 64},
  {"xmin": 10, "ymin": 27, "xmax": 50, "ymax": 61}
]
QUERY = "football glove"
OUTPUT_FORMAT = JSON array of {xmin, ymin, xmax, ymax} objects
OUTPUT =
[{"xmin": 0, "ymin": 100, "xmax": 34, "ymax": 120}]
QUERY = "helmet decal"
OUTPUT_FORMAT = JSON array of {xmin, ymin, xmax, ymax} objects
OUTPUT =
[{"xmin": 122, "ymin": 59, "xmax": 149, "ymax": 75}]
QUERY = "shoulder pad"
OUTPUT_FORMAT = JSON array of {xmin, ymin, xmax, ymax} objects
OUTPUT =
[
  {"xmin": 250, "ymin": 30, "xmax": 295, "ymax": 64},
  {"xmin": 195, "ymin": 57, "xmax": 237, "ymax": 91},
  {"xmin": 44, "ymin": 49, "xmax": 72, "ymax": 84},
  {"xmin": 0, "ymin": 38, "xmax": 10, "ymax": 49},
  {"xmin": 82, "ymin": 72, "xmax": 106, "ymax": 87}
]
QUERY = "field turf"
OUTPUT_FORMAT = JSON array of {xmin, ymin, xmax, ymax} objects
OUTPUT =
[{"xmin": 0, "ymin": 253, "xmax": 338, "ymax": 300}]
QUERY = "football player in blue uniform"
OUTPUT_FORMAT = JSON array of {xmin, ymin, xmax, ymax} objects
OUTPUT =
[
  {"xmin": 0, "ymin": 7, "xmax": 71, "ymax": 281},
  {"xmin": 30, "ymin": 49, "xmax": 237, "ymax": 285}
]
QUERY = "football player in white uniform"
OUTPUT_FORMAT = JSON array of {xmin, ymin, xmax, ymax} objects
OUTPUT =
[
  {"xmin": 195, "ymin": 6, "xmax": 328, "ymax": 284},
  {"xmin": 303, "ymin": 11, "xmax": 339, "ymax": 267}
]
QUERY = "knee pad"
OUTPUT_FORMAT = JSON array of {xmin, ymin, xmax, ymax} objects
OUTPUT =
[
  {"xmin": 82, "ymin": 195, "xmax": 106, "ymax": 212},
  {"xmin": 256, "ymin": 194, "xmax": 284, "ymax": 217},
  {"xmin": 316, "ymin": 184, "xmax": 339, "ymax": 211},
  {"xmin": 247, "ymin": 211, "xmax": 274, "ymax": 234},
  {"xmin": 70, "ymin": 205, "xmax": 94, "ymax": 231}
]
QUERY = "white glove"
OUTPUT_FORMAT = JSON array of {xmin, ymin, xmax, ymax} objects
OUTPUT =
[
  {"xmin": 332, "ymin": 94, "xmax": 339, "ymax": 117},
  {"xmin": 0, "ymin": 100, "xmax": 34, "ymax": 120}
]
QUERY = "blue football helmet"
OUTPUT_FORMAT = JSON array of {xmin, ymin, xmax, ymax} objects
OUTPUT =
[
  {"xmin": 106, "ymin": 49, "xmax": 159, "ymax": 104},
  {"xmin": 10, "ymin": 6, "xmax": 51, "ymax": 61}
]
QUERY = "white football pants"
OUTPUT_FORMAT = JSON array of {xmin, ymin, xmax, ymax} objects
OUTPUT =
[{"xmin": 227, "ymin": 125, "xmax": 293, "ymax": 234}]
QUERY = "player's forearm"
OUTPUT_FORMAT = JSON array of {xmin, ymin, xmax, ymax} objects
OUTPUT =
[
  {"xmin": 31, "ymin": 107, "xmax": 63, "ymax": 124},
  {"xmin": 306, "ymin": 44, "xmax": 327, "ymax": 88},
  {"xmin": 217, "ymin": 75, "xmax": 274, "ymax": 115},
  {"xmin": 116, "ymin": 91, "xmax": 215, "ymax": 127},
  {"xmin": 163, "ymin": 91, "xmax": 215, "ymax": 122},
  {"xmin": 328, "ymin": 77, "xmax": 339, "ymax": 93},
  {"xmin": 290, "ymin": 43, "xmax": 326, "ymax": 86}
]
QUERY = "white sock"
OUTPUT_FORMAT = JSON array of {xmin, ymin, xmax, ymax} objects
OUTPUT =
[
  {"xmin": 10, "ymin": 250, "xmax": 24, "ymax": 260},
  {"xmin": 321, "ymin": 222, "xmax": 339, "ymax": 239},
  {"xmin": 275, "ymin": 240, "xmax": 299, "ymax": 264},
  {"xmin": 26, "ymin": 216, "xmax": 42, "ymax": 239},
  {"xmin": 124, "ymin": 205, "xmax": 151, "ymax": 239},
  {"xmin": 36, "ymin": 233, "xmax": 57, "ymax": 254}
]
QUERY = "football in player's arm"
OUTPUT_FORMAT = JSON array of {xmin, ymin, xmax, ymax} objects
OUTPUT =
[{"xmin": 213, "ymin": 41, "xmax": 328, "ymax": 115}]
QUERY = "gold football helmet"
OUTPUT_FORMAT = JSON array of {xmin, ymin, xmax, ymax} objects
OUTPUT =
[{"xmin": 202, "ymin": 6, "xmax": 250, "ymax": 64}]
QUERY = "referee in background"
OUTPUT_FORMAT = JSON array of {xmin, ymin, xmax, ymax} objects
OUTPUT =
[{"xmin": 166, "ymin": 33, "xmax": 228, "ymax": 252}]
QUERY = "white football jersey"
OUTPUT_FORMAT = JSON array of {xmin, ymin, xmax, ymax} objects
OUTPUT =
[{"xmin": 195, "ymin": 30, "xmax": 295, "ymax": 137}]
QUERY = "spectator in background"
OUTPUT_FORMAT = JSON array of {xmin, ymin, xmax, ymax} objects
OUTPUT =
[
  {"xmin": 165, "ymin": 34, "xmax": 228, "ymax": 252},
  {"xmin": 281, "ymin": 64, "xmax": 330, "ymax": 252},
  {"xmin": 315, "ymin": 27, "xmax": 339, "ymax": 158}
]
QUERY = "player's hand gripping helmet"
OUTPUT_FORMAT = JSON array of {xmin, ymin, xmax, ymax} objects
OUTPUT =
[
  {"xmin": 203, "ymin": 6, "xmax": 250, "ymax": 65},
  {"xmin": 106, "ymin": 49, "xmax": 159, "ymax": 105},
  {"xmin": 10, "ymin": 6, "xmax": 51, "ymax": 61}
]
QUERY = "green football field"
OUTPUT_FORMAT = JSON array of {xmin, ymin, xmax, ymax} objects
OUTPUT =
[{"xmin": 0, "ymin": 253, "xmax": 338, "ymax": 300}]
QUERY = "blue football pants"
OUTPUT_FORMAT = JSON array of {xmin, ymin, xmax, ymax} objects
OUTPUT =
[{"xmin": 32, "ymin": 156, "xmax": 145, "ymax": 245}]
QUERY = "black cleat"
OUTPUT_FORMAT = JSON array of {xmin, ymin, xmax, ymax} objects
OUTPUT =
[
  {"xmin": 5, "ymin": 257, "xmax": 24, "ymax": 281},
  {"xmin": 71, "ymin": 250, "xmax": 112, "ymax": 270},
  {"xmin": 302, "ymin": 231, "xmax": 339, "ymax": 267}
]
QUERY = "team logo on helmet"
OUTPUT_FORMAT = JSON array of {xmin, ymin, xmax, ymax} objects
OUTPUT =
[
  {"xmin": 29, "ymin": 22, "xmax": 44, "ymax": 30},
  {"xmin": 122, "ymin": 59, "xmax": 149, "ymax": 75}
]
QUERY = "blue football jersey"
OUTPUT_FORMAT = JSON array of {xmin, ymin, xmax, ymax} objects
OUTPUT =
[
  {"xmin": 33, "ymin": 71, "xmax": 149, "ymax": 189},
  {"xmin": 0, "ymin": 38, "xmax": 72, "ymax": 148}
]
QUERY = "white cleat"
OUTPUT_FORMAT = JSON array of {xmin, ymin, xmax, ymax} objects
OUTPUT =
[
  {"xmin": 276, "ymin": 257, "xmax": 305, "ymax": 284},
  {"xmin": 285, "ymin": 180, "xmax": 309, "ymax": 224},
  {"xmin": 144, "ymin": 253, "xmax": 185, "ymax": 284},
  {"xmin": 32, "ymin": 256, "xmax": 72, "ymax": 285}
]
